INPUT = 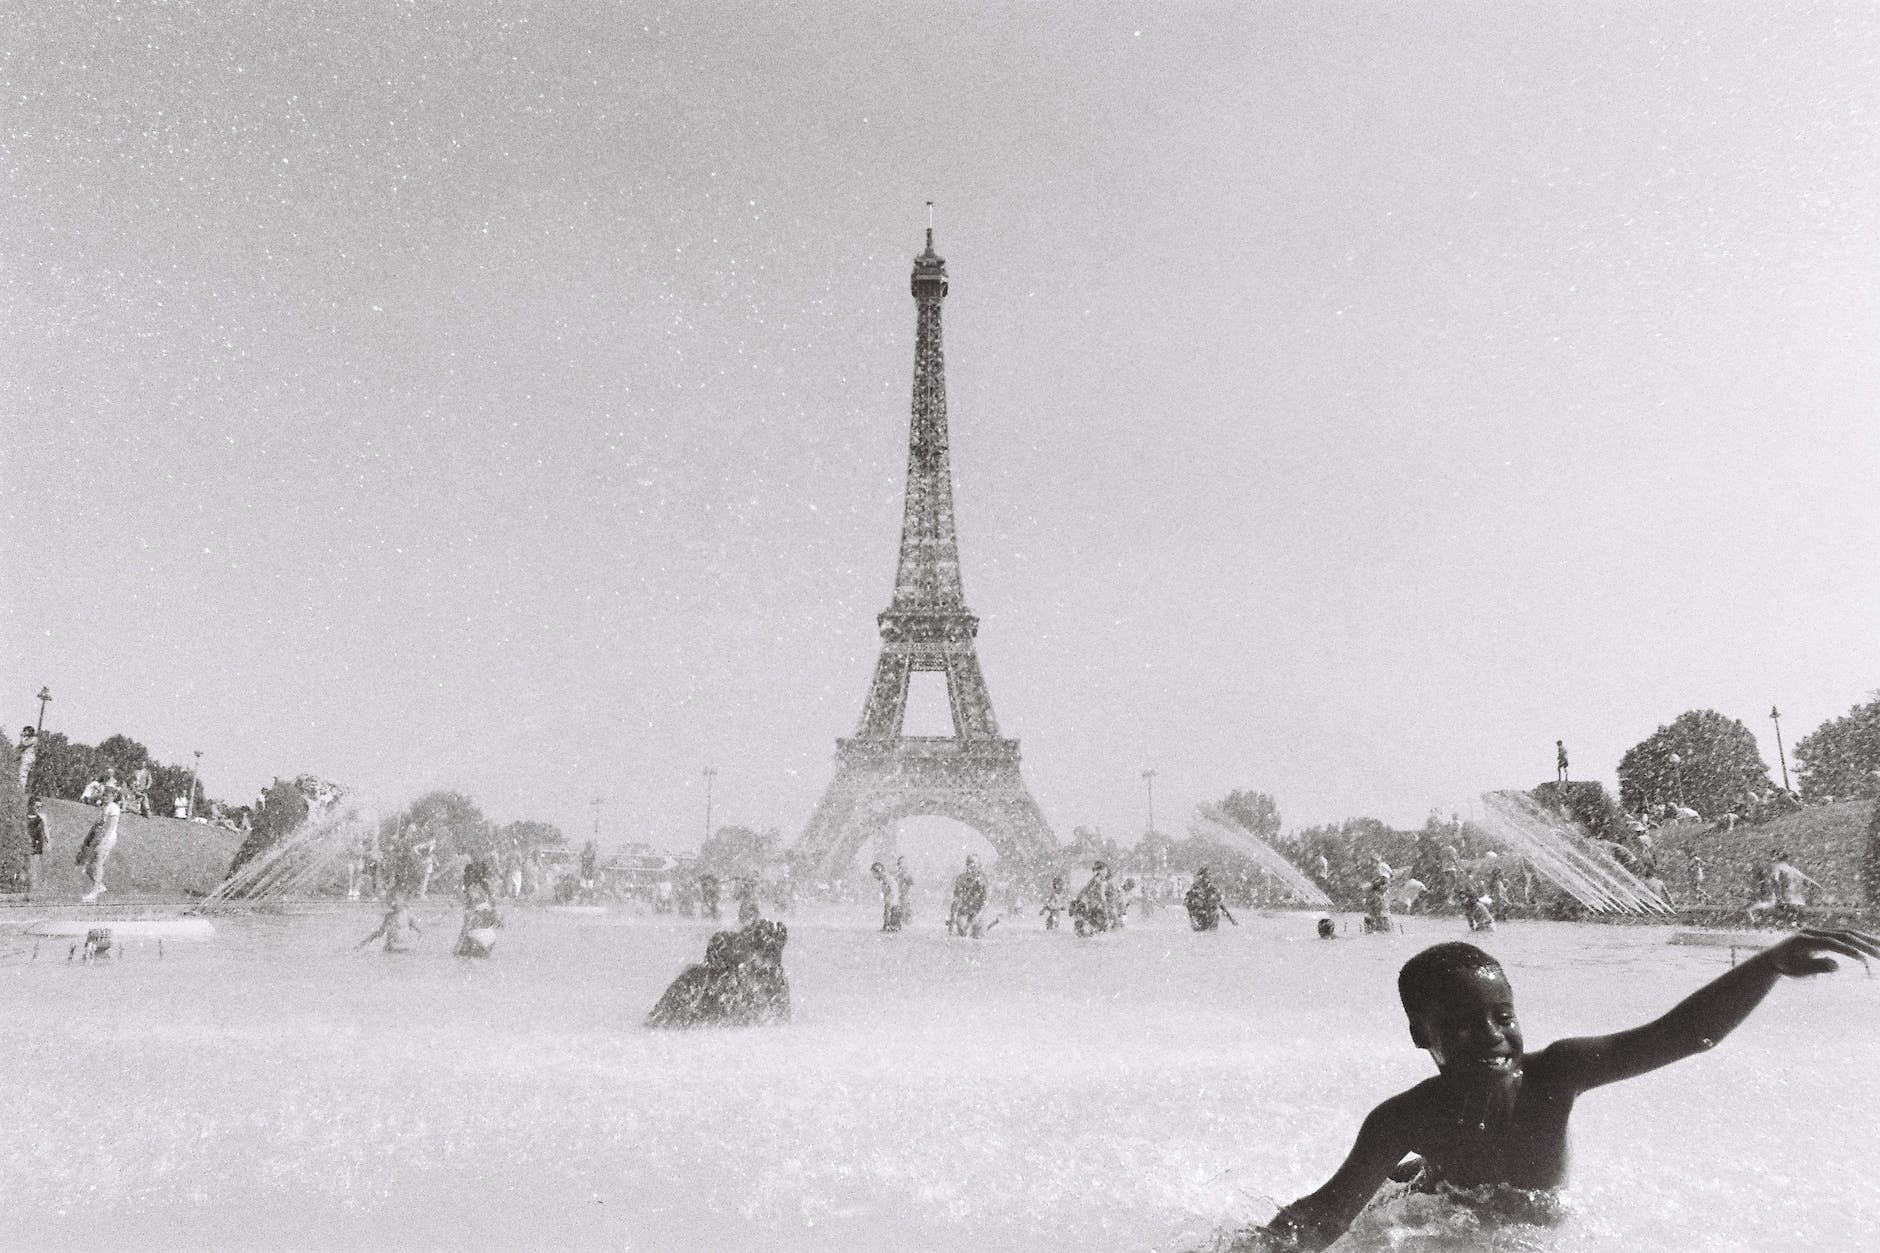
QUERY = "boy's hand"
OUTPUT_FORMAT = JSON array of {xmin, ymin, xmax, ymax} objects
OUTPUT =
[{"xmin": 1761, "ymin": 928, "xmax": 1880, "ymax": 977}]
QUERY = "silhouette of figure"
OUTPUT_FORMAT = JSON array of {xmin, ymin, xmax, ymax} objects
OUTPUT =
[{"xmin": 646, "ymin": 906, "xmax": 791, "ymax": 1028}]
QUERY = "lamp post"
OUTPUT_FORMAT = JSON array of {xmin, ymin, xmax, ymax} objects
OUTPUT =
[
  {"xmin": 189, "ymin": 750, "xmax": 203, "ymax": 819},
  {"xmin": 1769, "ymin": 706, "xmax": 1791, "ymax": 794},
  {"xmin": 1141, "ymin": 768, "xmax": 1157, "ymax": 837},
  {"xmin": 1669, "ymin": 752, "xmax": 1684, "ymax": 808},
  {"xmin": 590, "ymin": 794, "xmax": 604, "ymax": 841},
  {"xmin": 702, "ymin": 766, "xmax": 717, "ymax": 844},
  {"xmin": 34, "ymin": 686, "xmax": 51, "ymax": 736}
]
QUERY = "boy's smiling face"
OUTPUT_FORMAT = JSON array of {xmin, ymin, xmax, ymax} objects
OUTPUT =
[{"xmin": 1409, "ymin": 965, "xmax": 1525, "ymax": 1084}]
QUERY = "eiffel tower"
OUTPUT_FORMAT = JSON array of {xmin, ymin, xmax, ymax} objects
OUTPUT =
[{"xmin": 797, "ymin": 224, "xmax": 1057, "ymax": 881}]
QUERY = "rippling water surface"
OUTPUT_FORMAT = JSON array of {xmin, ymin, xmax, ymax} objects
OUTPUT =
[{"xmin": 0, "ymin": 905, "xmax": 1873, "ymax": 1251}]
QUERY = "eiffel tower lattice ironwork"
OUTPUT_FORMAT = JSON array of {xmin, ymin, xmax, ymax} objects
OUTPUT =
[{"xmin": 797, "ymin": 227, "xmax": 1057, "ymax": 880}]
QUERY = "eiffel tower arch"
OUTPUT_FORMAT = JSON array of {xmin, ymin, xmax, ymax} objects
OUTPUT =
[{"xmin": 797, "ymin": 224, "xmax": 1057, "ymax": 882}]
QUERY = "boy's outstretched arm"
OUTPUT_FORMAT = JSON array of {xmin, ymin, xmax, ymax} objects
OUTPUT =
[
  {"xmin": 1242, "ymin": 1095, "xmax": 1418, "ymax": 1251},
  {"xmin": 1550, "ymin": 928, "xmax": 1878, "ymax": 1091}
]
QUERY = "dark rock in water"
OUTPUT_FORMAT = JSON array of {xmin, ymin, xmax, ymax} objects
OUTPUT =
[{"xmin": 646, "ymin": 919, "xmax": 790, "ymax": 1028}]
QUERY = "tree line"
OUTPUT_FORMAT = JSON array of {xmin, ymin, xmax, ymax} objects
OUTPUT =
[{"xmin": 25, "ymin": 731, "xmax": 225, "ymax": 819}]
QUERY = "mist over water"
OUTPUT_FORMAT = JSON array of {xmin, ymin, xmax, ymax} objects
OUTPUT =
[{"xmin": 1, "ymin": 907, "xmax": 1873, "ymax": 1251}]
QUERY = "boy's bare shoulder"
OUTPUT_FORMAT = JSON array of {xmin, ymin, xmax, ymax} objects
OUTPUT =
[{"xmin": 1363, "ymin": 1075, "xmax": 1453, "ymax": 1134}]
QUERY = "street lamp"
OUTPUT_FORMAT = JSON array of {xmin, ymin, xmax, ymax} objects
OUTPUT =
[
  {"xmin": 702, "ymin": 766, "xmax": 718, "ymax": 843},
  {"xmin": 590, "ymin": 794, "xmax": 605, "ymax": 841},
  {"xmin": 1141, "ymin": 768, "xmax": 1157, "ymax": 836},
  {"xmin": 1769, "ymin": 706, "xmax": 1791, "ymax": 794},
  {"xmin": 1669, "ymin": 752, "xmax": 1684, "ymax": 808},
  {"xmin": 189, "ymin": 750, "xmax": 203, "ymax": 819}
]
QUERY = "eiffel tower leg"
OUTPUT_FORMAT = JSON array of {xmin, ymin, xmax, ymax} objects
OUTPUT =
[{"xmin": 798, "ymin": 743, "xmax": 1055, "ymax": 883}]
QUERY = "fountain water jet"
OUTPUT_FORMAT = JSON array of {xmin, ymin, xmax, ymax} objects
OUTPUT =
[
  {"xmin": 1188, "ymin": 805, "xmax": 1334, "ymax": 908},
  {"xmin": 1476, "ymin": 789, "xmax": 1670, "ymax": 915},
  {"xmin": 195, "ymin": 792, "xmax": 375, "ymax": 913}
]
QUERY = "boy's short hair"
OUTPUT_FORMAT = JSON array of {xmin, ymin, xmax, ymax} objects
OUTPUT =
[{"xmin": 1399, "ymin": 942, "xmax": 1505, "ymax": 1020}]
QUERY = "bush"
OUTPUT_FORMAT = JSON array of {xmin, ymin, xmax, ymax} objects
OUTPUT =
[{"xmin": 0, "ymin": 730, "xmax": 27, "ymax": 892}]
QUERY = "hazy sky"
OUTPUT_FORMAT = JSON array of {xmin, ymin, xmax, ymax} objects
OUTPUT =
[{"xmin": 5, "ymin": 2, "xmax": 1876, "ymax": 863}]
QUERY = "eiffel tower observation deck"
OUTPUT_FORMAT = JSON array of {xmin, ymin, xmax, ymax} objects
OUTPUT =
[{"xmin": 796, "ymin": 221, "xmax": 1057, "ymax": 881}]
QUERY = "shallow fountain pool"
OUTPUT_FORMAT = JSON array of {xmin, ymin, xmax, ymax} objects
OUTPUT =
[{"xmin": 0, "ymin": 905, "xmax": 1873, "ymax": 1251}]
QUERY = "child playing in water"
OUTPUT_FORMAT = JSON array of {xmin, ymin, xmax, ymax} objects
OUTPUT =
[
  {"xmin": 356, "ymin": 894, "xmax": 422, "ymax": 953},
  {"xmin": 1040, "ymin": 876, "xmax": 1066, "ymax": 930},
  {"xmin": 455, "ymin": 885, "xmax": 504, "ymax": 957},
  {"xmin": 1236, "ymin": 929, "xmax": 1879, "ymax": 1250}
]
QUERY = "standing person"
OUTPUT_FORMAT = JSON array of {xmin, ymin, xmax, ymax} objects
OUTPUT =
[
  {"xmin": 1769, "ymin": 852, "xmax": 1815, "ymax": 926},
  {"xmin": 412, "ymin": 835, "xmax": 439, "ymax": 900},
  {"xmin": 894, "ymin": 856, "xmax": 915, "ymax": 924},
  {"xmin": 77, "ymin": 798, "xmax": 122, "ymax": 902},
  {"xmin": 1688, "ymin": 850, "xmax": 1709, "ymax": 904},
  {"xmin": 1040, "ymin": 875, "xmax": 1067, "ymax": 930},
  {"xmin": 16, "ymin": 726, "xmax": 38, "ymax": 793},
  {"xmin": 128, "ymin": 763, "xmax": 153, "ymax": 817},
  {"xmin": 870, "ymin": 861, "xmax": 903, "ymax": 932},
  {"xmin": 699, "ymin": 873, "xmax": 721, "ymax": 921},
  {"xmin": 1363, "ymin": 871, "xmax": 1394, "ymax": 934},
  {"xmin": 1750, "ymin": 851, "xmax": 1818, "ymax": 927},
  {"xmin": 25, "ymin": 797, "xmax": 47, "ymax": 893},
  {"xmin": 1069, "ymin": 862, "xmax": 1117, "ymax": 937},
  {"xmin": 1555, "ymin": 740, "xmax": 1569, "ymax": 784},
  {"xmin": 948, "ymin": 854, "xmax": 989, "ymax": 937},
  {"xmin": 579, "ymin": 840, "xmax": 599, "ymax": 899}
]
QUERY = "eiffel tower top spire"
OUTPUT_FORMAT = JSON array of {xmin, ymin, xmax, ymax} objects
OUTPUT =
[{"xmin": 889, "ymin": 218, "xmax": 967, "ymax": 614}]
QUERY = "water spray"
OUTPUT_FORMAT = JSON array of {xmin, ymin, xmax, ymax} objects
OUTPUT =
[
  {"xmin": 1476, "ymin": 790, "xmax": 1670, "ymax": 915},
  {"xmin": 1188, "ymin": 806, "xmax": 1334, "ymax": 908}
]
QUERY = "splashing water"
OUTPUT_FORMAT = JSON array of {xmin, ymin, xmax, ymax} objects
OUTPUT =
[
  {"xmin": 1188, "ymin": 805, "xmax": 1334, "ymax": 907},
  {"xmin": 195, "ymin": 796, "xmax": 375, "ymax": 912},
  {"xmin": 1476, "ymin": 791, "xmax": 1670, "ymax": 915}
]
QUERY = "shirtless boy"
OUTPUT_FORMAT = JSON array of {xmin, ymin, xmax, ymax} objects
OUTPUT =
[
  {"xmin": 356, "ymin": 893, "xmax": 422, "ymax": 953},
  {"xmin": 1244, "ymin": 929, "xmax": 1879, "ymax": 1250}
]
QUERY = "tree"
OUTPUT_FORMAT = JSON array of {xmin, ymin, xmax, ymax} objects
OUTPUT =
[
  {"xmin": 1061, "ymin": 824, "xmax": 1123, "ymax": 873},
  {"xmin": 227, "ymin": 776, "xmax": 311, "ymax": 882},
  {"xmin": 1792, "ymin": 693, "xmax": 1880, "ymax": 802},
  {"xmin": 395, "ymin": 791, "xmax": 489, "ymax": 859},
  {"xmin": 1617, "ymin": 709, "xmax": 1771, "ymax": 817},
  {"xmin": 1128, "ymin": 826, "xmax": 1179, "ymax": 875},
  {"xmin": 697, "ymin": 825, "xmax": 783, "ymax": 878},
  {"xmin": 1217, "ymin": 790, "xmax": 1281, "ymax": 843},
  {"xmin": 1, "ymin": 730, "xmax": 28, "ymax": 892},
  {"xmin": 492, "ymin": 819, "xmax": 566, "ymax": 851},
  {"xmin": 27, "ymin": 731, "xmax": 100, "ymax": 801},
  {"xmin": 94, "ymin": 734, "xmax": 151, "ymax": 782}
]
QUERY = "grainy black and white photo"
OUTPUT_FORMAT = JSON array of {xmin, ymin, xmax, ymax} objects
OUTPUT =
[{"xmin": 3, "ymin": 3, "xmax": 1877, "ymax": 1250}]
